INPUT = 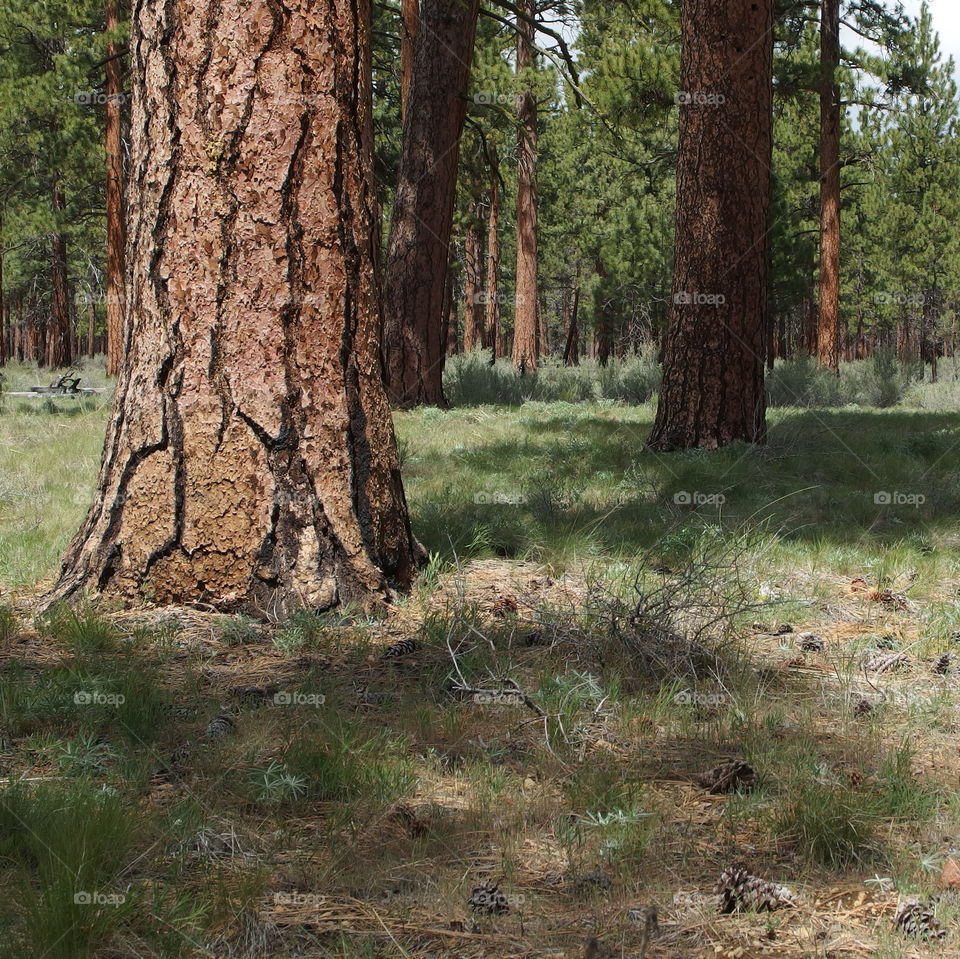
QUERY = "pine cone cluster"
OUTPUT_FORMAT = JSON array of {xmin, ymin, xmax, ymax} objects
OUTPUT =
[
  {"xmin": 468, "ymin": 880, "xmax": 510, "ymax": 915},
  {"xmin": 714, "ymin": 864, "xmax": 795, "ymax": 914},
  {"xmin": 893, "ymin": 898, "xmax": 947, "ymax": 940},
  {"xmin": 697, "ymin": 759, "xmax": 757, "ymax": 795}
]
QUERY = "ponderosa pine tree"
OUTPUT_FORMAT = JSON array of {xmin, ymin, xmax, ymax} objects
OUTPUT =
[
  {"xmin": 648, "ymin": 0, "xmax": 773, "ymax": 450},
  {"xmin": 817, "ymin": 0, "xmax": 842, "ymax": 371},
  {"xmin": 511, "ymin": 0, "xmax": 540, "ymax": 371},
  {"xmin": 381, "ymin": 0, "xmax": 480, "ymax": 407},
  {"xmin": 53, "ymin": 0, "xmax": 419, "ymax": 612},
  {"xmin": 104, "ymin": 0, "xmax": 126, "ymax": 378}
]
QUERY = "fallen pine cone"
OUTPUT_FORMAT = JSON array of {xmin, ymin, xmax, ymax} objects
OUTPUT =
[
  {"xmin": 868, "ymin": 589, "xmax": 909, "ymax": 611},
  {"xmin": 715, "ymin": 863, "xmax": 795, "ymax": 914},
  {"xmin": 864, "ymin": 651, "xmax": 910, "ymax": 673},
  {"xmin": 468, "ymin": 880, "xmax": 510, "ymax": 915},
  {"xmin": 697, "ymin": 759, "xmax": 757, "ymax": 795},
  {"xmin": 934, "ymin": 653, "xmax": 952, "ymax": 675},
  {"xmin": 894, "ymin": 898, "xmax": 947, "ymax": 940},
  {"xmin": 797, "ymin": 632, "xmax": 824, "ymax": 652},
  {"xmin": 491, "ymin": 595, "xmax": 519, "ymax": 617}
]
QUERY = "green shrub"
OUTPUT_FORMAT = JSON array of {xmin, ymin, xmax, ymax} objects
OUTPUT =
[
  {"xmin": 38, "ymin": 603, "xmax": 121, "ymax": 656},
  {"xmin": 773, "ymin": 779, "xmax": 880, "ymax": 867},
  {"xmin": 596, "ymin": 350, "xmax": 662, "ymax": 404},
  {"xmin": 0, "ymin": 782, "xmax": 139, "ymax": 959},
  {"xmin": 0, "ymin": 603, "xmax": 16, "ymax": 642}
]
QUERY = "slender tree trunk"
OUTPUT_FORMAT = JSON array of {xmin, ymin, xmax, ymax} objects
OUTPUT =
[
  {"xmin": 381, "ymin": 0, "xmax": 480, "ymax": 408},
  {"xmin": 52, "ymin": 0, "xmax": 419, "ymax": 613},
  {"xmin": 86, "ymin": 296, "xmax": 96, "ymax": 357},
  {"xmin": 0, "ymin": 211, "xmax": 4, "ymax": 366},
  {"xmin": 400, "ymin": 0, "xmax": 418, "ymax": 121},
  {"xmin": 816, "ymin": 0, "xmax": 841, "ymax": 372},
  {"xmin": 511, "ymin": 0, "xmax": 539, "ymax": 371},
  {"xmin": 648, "ymin": 0, "xmax": 773, "ymax": 451},
  {"xmin": 484, "ymin": 149, "xmax": 500, "ymax": 355},
  {"xmin": 462, "ymin": 209, "xmax": 484, "ymax": 351},
  {"xmin": 563, "ymin": 284, "xmax": 580, "ymax": 366},
  {"xmin": 105, "ymin": 0, "xmax": 127, "ymax": 378},
  {"xmin": 48, "ymin": 176, "xmax": 72, "ymax": 369}
]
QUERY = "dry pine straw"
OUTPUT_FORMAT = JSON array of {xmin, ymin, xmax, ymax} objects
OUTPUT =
[{"xmin": 1, "ymin": 562, "xmax": 958, "ymax": 957}]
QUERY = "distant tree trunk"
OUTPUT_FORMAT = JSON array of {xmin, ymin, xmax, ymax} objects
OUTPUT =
[
  {"xmin": 462, "ymin": 208, "xmax": 484, "ymax": 351},
  {"xmin": 105, "ymin": 0, "xmax": 127, "ymax": 378},
  {"xmin": 562, "ymin": 284, "xmax": 580, "ymax": 366},
  {"xmin": 648, "ymin": 0, "xmax": 773, "ymax": 451},
  {"xmin": 400, "ymin": 0, "xmax": 418, "ymax": 120},
  {"xmin": 48, "ymin": 175, "xmax": 72, "ymax": 369},
  {"xmin": 511, "ymin": 0, "xmax": 539, "ymax": 371},
  {"xmin": 0, "ymin": 211, "xmax": 4, "ymax": 366},
  {"xmin": 816, "ymin": 0, "xmax": 841, "ymax": 372},
  {"xmin": 86, "ymin": 296, "xmax": 97, "ymax": 357},
  {"xmin": 52, "ymin": 0, "xmax": 419, "ymax": 613},
  {"xmin": 381, "ymin": 0, "xmax": 480, "ymax": 408},
  {"xmin": 484, "ymin": 149, "xmax": 501, "ymax": 354}
]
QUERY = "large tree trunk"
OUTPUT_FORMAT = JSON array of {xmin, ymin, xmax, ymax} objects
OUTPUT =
[
  {"xmin": 381, "ymin": 0, "xmax": 480, "ymax": 408},
  {"xmin": 484, "ymin": 148, "xmax": 500, "ymax": 355},
  {"xmin": 647, "ymin": 0, "xmax": 773, "ymax": 451},
  {"xmin": 52, "ymin": 0, "xmax": 419, "ymax": 614},
  {"xmin": 816, "ymin": 0, "xmax": 841, "ymax": 371},
  {"xmin": 105, "ymin": 0, "xmax": 127, "ymax": 378},
  {"xmin": 400, "ymin": 0, "xmax": 418, "ymax": 120},
  {"xmin": 48, "ymin": 175, "xmax": 72, "ymax": 369},
  {"xmin": 511, "ymin": 0, "xmax": 539, "ymax": 371}
]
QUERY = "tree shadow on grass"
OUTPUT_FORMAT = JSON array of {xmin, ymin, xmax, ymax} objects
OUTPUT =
[{"xmin": 405, "ymin": 407, "xmax": 960, "ymax": 562}]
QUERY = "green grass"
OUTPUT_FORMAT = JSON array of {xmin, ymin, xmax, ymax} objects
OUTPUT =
[{"xmin": 3, "ymin": 359, "xmax": 960, "ymax": 956}]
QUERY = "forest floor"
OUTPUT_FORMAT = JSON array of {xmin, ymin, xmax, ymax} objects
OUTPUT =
[{"xmin": 2, "ymin": 364, "xmax": 960, "ymax": 957}]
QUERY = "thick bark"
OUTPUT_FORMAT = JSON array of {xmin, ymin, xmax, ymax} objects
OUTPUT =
[
  {"xmin": 647, "ymin": 0, "xmax": 773, "ymax": 451},
  {"xmin": 816, "ymin": 0, "xmax": 841, "ymax": 371},
  {"xmin": 511, "ymin": 0, "xmax": 539, "ymax": 371},
  {"xmin": 400, "ymin": 0, "xmax": 418, "ymax": 121},
  {"xmin": 48, "ymin": 176, "xmax": 72, "ymax": 369},
  {"xmin": 381, "ymin": 0, "xmax": 480, "ymax": 408},
  {"xmin": 484, "ymin": 150, "xmax": 500, "ymax": 354},
  {"xmin": 105, "ymin": 0, "xmax": 127, "ymax": 378},
  {"xmin": 462, "ymin": 210, "xmax": 484, "ymax": 351},
  {"xmin": 52, "ymin": 0, "xmax": 419, "ymax": 614}
]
